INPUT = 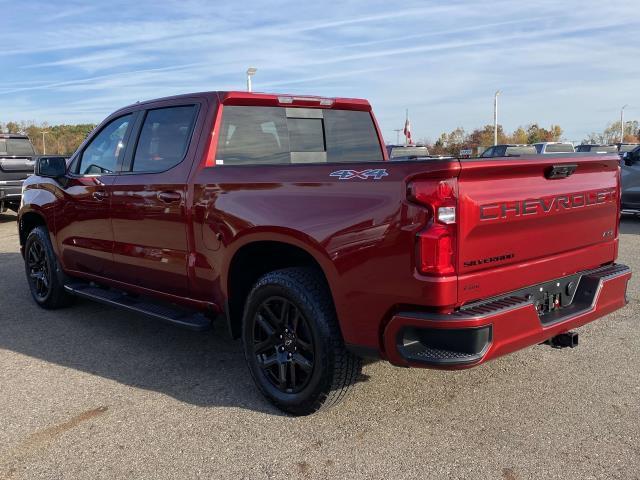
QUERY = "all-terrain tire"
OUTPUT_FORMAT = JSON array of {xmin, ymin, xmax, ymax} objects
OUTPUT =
[
  {"xmin": 24, "ymin": 226, "xmax": 74, "ymax": 309},
  {"xmin": 242, "ymin": 267, "xmax": 362, "ymax": 415}
]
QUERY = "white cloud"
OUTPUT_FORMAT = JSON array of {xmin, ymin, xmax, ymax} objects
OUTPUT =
[{"xmin": 0, "ymin": 0, "xmax": 638, "ymax": 141}]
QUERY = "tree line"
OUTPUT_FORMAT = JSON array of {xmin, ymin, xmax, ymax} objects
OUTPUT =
[
  {"xmin": 421, "ymin": 120, "xmax": 640, "ymax": 156},
  {"xmin": 2, "ymin": 118, "xmax": 639, "ymax": 158},
  {"xmin": 1, "ymin": 121, "xmax": 96, "ymax": 155}
]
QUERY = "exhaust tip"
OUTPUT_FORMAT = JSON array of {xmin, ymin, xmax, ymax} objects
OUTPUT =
[{"xmin": 546, "ymin": 331, "xmax": 579, "ymax": 349}]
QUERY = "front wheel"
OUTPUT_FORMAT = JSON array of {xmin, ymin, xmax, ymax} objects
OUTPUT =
[
  {"xmin": 24, "ymin": 226, "xmax": 74, "ymax": 309},
  {"xmin": 242, "ymin": 267, "xmax": 362, "ymax": 415}
]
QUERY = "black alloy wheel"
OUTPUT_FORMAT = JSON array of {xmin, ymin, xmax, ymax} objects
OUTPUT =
[
  {"xmin": 242, "ymin": 267, "xmax": 362, "ymax": 415},
  {"xmin": 26, "ymin": 239, "xmax": 51, "ymax": 301},
  {"xmin": 251, "ymin": 296, "xmax": 315, "ymax": 394},
  {"xmin": 24, "ymin": 226, "xmax": 74, "ymax": 309}
]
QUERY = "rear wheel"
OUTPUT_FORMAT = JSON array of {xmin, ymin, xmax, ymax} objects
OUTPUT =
[
  {"xmin": 24, "ymin": 226, "xmax": 74, "ymax": 309},
  {"xmin": 242, "ymin": 267, "xmax": 362, "ymax": 415}
]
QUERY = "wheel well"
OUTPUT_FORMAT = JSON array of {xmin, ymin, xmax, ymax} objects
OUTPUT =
[
  {"xmin": 19, "ymin": 212, "xmax": 46, "ymax": 248},
  {"xmin": 227, "ymin": 241, "xmax": 330, "ymax": 339}
]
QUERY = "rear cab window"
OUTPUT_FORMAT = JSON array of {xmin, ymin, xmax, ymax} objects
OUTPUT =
[
  {"xmin": 544, "ymin": 143, "xmax": 574, "ymax": 153},
  {"xmin": 215, "ymin": 106, "xmax": 383, "ymax": 165},
  {"xmin": 505, "ymin": 146, "xmax": 537, "ymax": 156},
  {"xmin": 389, "ymin": 146, "xmax": 430, "ymax": 159}
]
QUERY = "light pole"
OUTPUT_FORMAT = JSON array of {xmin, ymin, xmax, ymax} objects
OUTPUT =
[
  {"xmin": 393, "ymin": 129, "xmax": 403, "ymax": 145},
  {"xmin": 621, "ymin": 104, "xmax": 628, "ymax": 143},
  {"xmin": 41, "ymin": 131, "xmax": 48, "ymax": 155},
  {"xmin": 493, "ymin": 90, "xmax": 501, "ymax": 146},
  {"xmin": 246, "ymin": 67, "xmax": 257, "ymax": 92}
]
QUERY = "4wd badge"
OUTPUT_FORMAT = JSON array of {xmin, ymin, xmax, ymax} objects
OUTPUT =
[{"xmin": 330, "ymin": 169, "xmax": 389, "ymax": 180}]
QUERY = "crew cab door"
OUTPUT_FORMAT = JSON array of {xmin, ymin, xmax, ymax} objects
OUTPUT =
[
  {"xmin": 107, "ymin": 100, "xmax": 203, "ymax": 297},
  {"xmin": 57, "ymin": 113, "xmax": 135, "ymax": 275}
]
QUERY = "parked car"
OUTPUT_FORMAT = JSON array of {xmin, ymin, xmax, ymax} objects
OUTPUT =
[
  {"xmin": 480, "ymin": 144, "xmax": 538, "ymax": 157},
  {"xmin": 0, "ymin": 134, "xmax": 36, "ymax": 212},
  {"xmin": 18, "ymin": 91, "xmax": 631, "ymax": 415},
  {"xmin": 621, "ymin": 145, "xmax": 640, "ymax": 215},
  {"xmin": 533, "ymin": 142, "xmax": 575, "ymax": 154},
  {"xmin": 386, "ymin": 144, "xmax": 430, "ymax": 159},
  {"xmin": 617, "ymin": 143, "xmax": 640, "ymax": 155},
  {"xmin": 575, "ymin": 144, "xmax": 618, "ymax": 153}
]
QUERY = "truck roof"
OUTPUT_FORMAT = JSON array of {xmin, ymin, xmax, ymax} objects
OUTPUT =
[
  {"xmin": 0, "ymin": 134, "xmax": 29, "ymax": 139},
  {"xmin": 115, "ymin": 91, "xmax": 372, "ymax": 114}
]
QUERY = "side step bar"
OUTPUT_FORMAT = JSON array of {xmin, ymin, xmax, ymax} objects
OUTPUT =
[{"xmin": 64, "ymin": 283, "xmax": 212, "ymax": 331}]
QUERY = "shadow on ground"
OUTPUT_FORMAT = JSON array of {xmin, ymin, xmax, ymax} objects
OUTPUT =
[
  {"xmin": 0, "ymin": 251, "xmax": 290, "ymax": 415},
  {"xmin": 620, "ymin": 217, "xmax": 640, "ymax": 235},
  {"xmin": 0, "ymin": 212, "xmax": 17, "ymax": 224}
]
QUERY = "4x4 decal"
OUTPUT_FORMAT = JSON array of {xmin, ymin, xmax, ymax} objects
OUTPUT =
[{"xmin": 330, "ymin": 168, "xmax": 389, "ymax": 180}]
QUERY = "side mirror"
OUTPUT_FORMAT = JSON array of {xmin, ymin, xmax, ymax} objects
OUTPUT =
[{"xmin": 35, "ymin": 156, "xmax": 67, "ymax": 178}]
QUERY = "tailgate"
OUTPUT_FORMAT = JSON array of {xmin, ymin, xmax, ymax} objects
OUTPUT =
[{"xmin": 456, "ymin": 154, "xmax": 620, "ymax": 304}]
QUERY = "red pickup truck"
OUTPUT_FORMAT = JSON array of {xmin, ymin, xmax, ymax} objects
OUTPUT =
[{"xmin": 18, "ymin": 91, "xmax": 631, "ymax": 415}]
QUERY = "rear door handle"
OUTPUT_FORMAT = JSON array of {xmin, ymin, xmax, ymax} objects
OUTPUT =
[
  {"xmin": 158, "ymin": 191, "xmax": 182, "ymax": 203},
  {"xmin": 92, "ymin": 190, "xmax": 108, "ymax": 201}
]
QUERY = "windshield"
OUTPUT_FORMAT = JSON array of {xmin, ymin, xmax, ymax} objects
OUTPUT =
[
  {"xmin": 577, "ymin": 145, "xmax": 617, "ymax": 153},
  {"xmin": 1, "ymin": 138, "xmax": 36, "ymax": 156},
  {"xmin": 593, "ymin": 145, "xmax": 618, "ymax": 153},
  {"xmin": 544, "ymin": 143, "xmax": 574, "ymax": 153},
  {"xmin": 619, "ymin": 144, "xmax": 639, "ymax": 153}
]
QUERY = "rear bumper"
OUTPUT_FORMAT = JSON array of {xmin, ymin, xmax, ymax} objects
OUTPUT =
[
  {"xmin": 0, "ymin": 179, "xmax": 24, "ymax": 203},
  {"xmin": 383, "ymin": 264, "xmax": 631, "ymax": 368}
]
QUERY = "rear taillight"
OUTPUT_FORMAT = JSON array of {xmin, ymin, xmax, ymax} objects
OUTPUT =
[{"xmin": 409, "ymin": 179, "xmax": 457, "ymax": 276}]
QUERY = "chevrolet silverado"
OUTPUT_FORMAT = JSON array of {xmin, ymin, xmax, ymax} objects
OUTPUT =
[{"xmin": 17, "ymin": 91, "xmax": 631, "ymax": 415}]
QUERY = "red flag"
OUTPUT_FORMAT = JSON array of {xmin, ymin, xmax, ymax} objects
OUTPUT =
[{"xmin": 403, "ymin": 117, "xmax": 412, "ymax": 145}]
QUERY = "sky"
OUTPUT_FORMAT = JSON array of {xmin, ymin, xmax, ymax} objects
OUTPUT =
[{"xmin": 1, "ymin": 0, "xmax": 638, "ymax": 143}]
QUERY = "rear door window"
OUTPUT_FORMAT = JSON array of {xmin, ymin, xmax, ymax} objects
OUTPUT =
[
  {"xmin": 131, "ymin": 105, "xmax": 198, "ymax": 173},
  {"xmin": 215, "ymin": 106, "xmax": 382, "ymax": 165}
]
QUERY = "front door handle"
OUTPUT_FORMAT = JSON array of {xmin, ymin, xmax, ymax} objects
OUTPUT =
[
  {"xmin": 158, "ymin": 191, "xmax": 182, "ymax": 203},
  {"xmin": 92, "ymin": 190, "xmax": 108, "ymax": 201}
]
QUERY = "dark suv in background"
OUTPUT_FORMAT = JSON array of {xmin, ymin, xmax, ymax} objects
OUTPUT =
[
  {"xmin": 621, "ymin": 145, "xmax": 640, "ymax": 216},
  {"xmin": 0, "ymin": 134, "xmax": 36, "ymax": 212},
  {"xmin": 575, "ymin": 144, "xmax": 618, "ymax": 153}
]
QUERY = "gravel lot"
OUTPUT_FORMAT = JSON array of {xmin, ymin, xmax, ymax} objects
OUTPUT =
[{"xmin": 0, "ymin": 211, "xmax": 638, "ymax": 480}]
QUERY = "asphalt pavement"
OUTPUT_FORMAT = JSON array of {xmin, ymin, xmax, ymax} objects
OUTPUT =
[{"xmin": 0, "ymin": 211, "xmax": 638, "ymax": 480}]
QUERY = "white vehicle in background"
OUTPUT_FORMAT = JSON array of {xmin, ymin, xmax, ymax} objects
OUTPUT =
[{"xmin": 533, "ymin": 142, "xmax": 575, "ymax": 154}]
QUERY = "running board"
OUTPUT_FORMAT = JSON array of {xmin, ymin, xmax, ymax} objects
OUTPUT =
[{"xmin": 64, "ymin": 283, "xmax": 212, "ymax": 331}]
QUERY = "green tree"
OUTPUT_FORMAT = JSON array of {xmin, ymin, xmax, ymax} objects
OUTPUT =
[
  {"xmin": 467, "ymin": 125, "xmax": 506, "ymax": 152},
  {"xmin": 0, "ymin": 120, "xmax": 96, "ymax": 154},
  {"xmin": 525, "ymin": 124, "xmax": 563, "ymax": 143}
]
